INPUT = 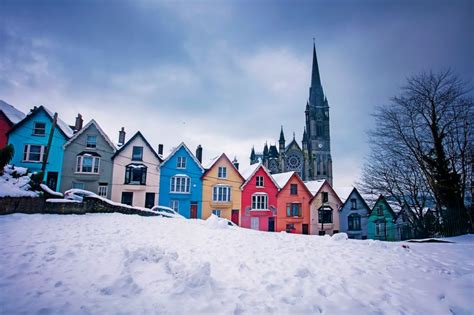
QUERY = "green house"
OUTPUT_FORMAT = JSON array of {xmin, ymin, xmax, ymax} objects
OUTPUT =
[{"xmin": 367, "ymin": 195, "xmax": 399, "ymax": 241}]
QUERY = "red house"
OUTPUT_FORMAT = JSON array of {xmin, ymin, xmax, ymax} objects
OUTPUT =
[
  {"xmin": 0, "ymin": 100, "xmax": 25, "ymax": 149},
  {"xmin": 240, "ymin": 163, "xmax": 279, "ymax": 231}
]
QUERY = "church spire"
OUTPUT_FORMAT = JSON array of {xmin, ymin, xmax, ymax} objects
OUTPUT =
[
  {"xmin": 279, "ymin": 125, "xmax": 285, "ymax": 143},
  {"xmin": 309, "ymin": 40, "xmax": 324, "ymax": 106},
  {"xmin": 311, "ymin": 41, "xmax": 322, "ymax": 88}
]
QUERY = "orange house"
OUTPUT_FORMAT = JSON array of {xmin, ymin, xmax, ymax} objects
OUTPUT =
[{"xmin": 272, "ymin": 172, "xmax": 313, "ymax": 234}]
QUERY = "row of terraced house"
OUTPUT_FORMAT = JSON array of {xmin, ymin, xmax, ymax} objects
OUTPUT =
[{"xmin": 1, "ymin": 100, "xmax": 412, "ymax": 241}]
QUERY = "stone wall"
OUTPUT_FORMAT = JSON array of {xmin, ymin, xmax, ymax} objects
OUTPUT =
[{"xmin": 0, "ymin": 196, "xmax": 159, "ymax": 217}]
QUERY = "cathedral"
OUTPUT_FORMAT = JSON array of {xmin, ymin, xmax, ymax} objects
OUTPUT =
[{"xmin": 250, "ymin": 43, "xmax": 333, "ymax": 185}]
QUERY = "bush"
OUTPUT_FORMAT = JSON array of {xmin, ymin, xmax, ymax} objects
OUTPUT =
[{"xmin": 0, "ymin": 144, "xmax": 14, "ymax": 173}]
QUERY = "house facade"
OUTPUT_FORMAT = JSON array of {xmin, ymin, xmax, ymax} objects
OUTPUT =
[
  {"xmin": 339, "ymin": 188, "xmax": 370, "ymax": 239},
  {"xmin": 0, "ymin": 100, "xmax": 25, "ymax": 148},
  {"xmin": 110, "ymin": 131, "xmax": 162, "ymax": 208},
  {"xmin": 60, "ymin": 119, "xmax": 116, "ymax": 197},
  {"xmin": 159, "ymin": 143, "xmax": 204, "ymax": 218},
  {"xmin": 367, "ymin": 195, "xmax": 399, "ymax": 241},
  {"xmin": 307, "ymin": 180, "xmax": 342, "ymax": 236},
  {"xmin": 273, "ymin": 172, "xmax": 312, "ymax": 234},
  {"xmin": 201, "ymin": 153, "xmax": 244, "ymax": 224},
  {"xmin": 7, "ymin": 106, "xmax": 73, "ymax": 191},
  {"xmin": 240, "ymin": 163, "xmax": 279, "ymax": 231}
]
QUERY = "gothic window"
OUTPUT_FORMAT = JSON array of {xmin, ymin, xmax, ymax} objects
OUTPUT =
[{"xmin": 285, "ymin": 151, "xmax": 303, "ymax": 172}]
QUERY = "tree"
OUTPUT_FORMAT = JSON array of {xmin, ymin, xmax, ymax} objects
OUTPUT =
[
  {"xmin": 0, "ymin": 144, "xmax": 15, "ymax": 174},
  {"xmin": 360, "ymin": 70, "xmax": 473, "ymax": 236}
]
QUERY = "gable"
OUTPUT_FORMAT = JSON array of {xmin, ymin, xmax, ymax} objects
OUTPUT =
[
  {"xmin": 340, "ymin": 188, "xmax": 371, "ymax": 213},
  {"xmin": 309, "ymin": 181, "xmax": 343, "ymax": 204},
  {"xmin": 277, "ymin": 173, "xmax": 312, "ymax": 197},
  {"xmin": 112, "ymin": 131, "xmax": 162, "ymax": 162},
  {"xmin": 370, "ymin": 196, "xmax": 397, "ymax": 219},
  {"xmin": 161, "ymin": 143, "xmax": 204, "ymax": 173},
  {"xmin": 64, "ymin": 120, "xmax": 116, "ymax": 151},
  {"xmin": 202, "ymin": 153, "xmax": 244, "ymax": 182},
  {"xmin": 241, "ymin": 164, "xmax": 280, "ymax": 191}
]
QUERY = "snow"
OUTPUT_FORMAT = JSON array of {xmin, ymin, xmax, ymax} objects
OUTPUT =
[
  {"xmin": 40, "ymin": 183, "xmax": 63, "ymax": 197},
  {"xmin": 43, "ymin": 106, "xmax": 74, "ymax": 138},
  {"xmin": 1, "ymin": 213, "xmax": 472, "ymax": 314},
  {"xmin": 0, "ymin": 99, "xmax": 26, "ymax": 124},
  {"xmin": 0, "ymin": 165, "xmax": 38, "ymax": 197},
  {"xmin": 63, "ymin": 119, "xmax": 117, "ymax": 151},
  {"xmin": 333, "ymin": 186, "xmax": 354, "ymax": 202},
  {"xmin": 240, "ymin": 163, "xmax": 260, "ymax": 180},
  {"xmin": 46, "ymin": 198, "xmax": 81, "ymax": 203},
  {"xmin": 304, "ymin": 179, "xmax": 325, "ymax": 196},
  {"xmin": 271, "ymin": 171, "xmax": 295, "ymax": 189},
  {"xmin": 202, "ymin": 155, "xmax": 220, "ymax": 169}
]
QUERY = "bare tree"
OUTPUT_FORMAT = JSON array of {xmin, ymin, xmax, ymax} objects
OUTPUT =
[{"xmin": 360, "ymin": 70, "xmax": 473, "ymax": 236}]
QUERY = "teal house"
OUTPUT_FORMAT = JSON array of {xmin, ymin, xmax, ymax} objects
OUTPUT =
[
  {"xmin": 158, "ymin": 142, "xmax": 204, "ymax": 218},
  {"xmin": 7, "ymin": 106, "xmax": 74, "ymax": 191},
  {"xmin": 367, "ymin": 195, "xmax": 399, "ymax": 241}
]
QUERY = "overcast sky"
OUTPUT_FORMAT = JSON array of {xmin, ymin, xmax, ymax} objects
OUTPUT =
[{"xmin": 1, "ymin": 0, "xmax": 472, "ymax": 187}]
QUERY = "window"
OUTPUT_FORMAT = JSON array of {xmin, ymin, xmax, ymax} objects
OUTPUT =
[
  {"xmin": 170, "ymin": 200, "xmax": 179, "ymax": 212},
  {"xmin": 170, "ymin": 176, "xmax": 190, "ymax": 193},
  {"xmin": 145, "ymin": 193, "xmax": 155, "ymax": 209},
  {"xmin": 290, "ymin": 184, "xmax": 298, "ymax": 195},
  {"xmin": 212, "ymin": 185, "xmax": 231, "ymax": 202},
  {"xmin": 124, "ymin": 164, "xmax": 147, "ymax": 185},
  {"xmin": 218, "ymin": 166, "xmax": 227, "ymax": 178},
  {"xmin": 322, "ymin": 192, "xmax": 329, "ymax": 203},
  {"xmin": 377, "ymin": 206, "xmax": 383, "ymax": 216},
  {"xmin": 177, "ymin": 156, "xmax": 186, "ymax": 169},
  {"xmin": 86, "ymin": 135, "xmax": 97, "ymax": 148},
  {"xmin": 132, "ymin": 146, "xmax": 143, "ymax": 161},
  {"xmin": 375, "ymin": 221, "xmax": 386, "ymax": 237},
  {"xmin": 286, "ymin": 224, "xmax": 296, "ymax": 233},
  {"xmin": 351, "ymin": 198, "xmax": 357, "ymax": 210},
  {"xmin": 33, "ymin": 122, "xmax": 46, "ymax": 136},
  {"xmin": 212, "ymin": 210, "xmax": 221, "ymax": 217},
  {"xmin": 23, "ymin": 144, "xmax": 44, "ymax": 162},
  {"xmin": 76, "ymin": 155, "xmax": 100, "ymax": 173},
  {"xmin": 286, "ymin": 203, "xmax": 301, "ymax": 217},
  {"xmin": 251, "ymin": 194, "xmax": 268, "ymax": 210},
  {"xmin": 250, "ymin": 217, "xmax": 259, "ymax": 230},
  {"xmin": 348, "ymin": 213, "xmax": 361, "ymax": 231},
  {"xmin": 121, "ymin": 192, "xmax": 133, "ymax": 206},
  {"xmin": 255, "ymin": 176, "xmax": 264, "ymax": 187},
  {"xmin": 318, "ymin": 207, "xmax": 333, "ymax": 223},
  {"xmin": 72, "ymin": 182, "xmax": 85, "ymax": 189},
  {"xmin": 98, "ymin": 184, "xmax": 108, "ymax": 197}
]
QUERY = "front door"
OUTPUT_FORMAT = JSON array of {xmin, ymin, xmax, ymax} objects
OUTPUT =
[
  {"xmin": 302, "ymin": 224, "xmax": 309, "ymax": 235},
  {"xmin": 268, "ymin": 217, "xmax": 275, "ymax": 232},
  {"xmin": 231, "ymin": 209, "xmax": 239, "ymax": 225},
  {"xmin": 250, "ymin": 217, "xmax": 259, "ymax": 230},
  {"xmin": 190, "ymin": 202, "xmax": 198, "ymax": 219},
  {"xmin": 46, "ymin": 172, "xmax": 58, "ymax": 191},
  {"xmin": 145, "ymin": 192, "xmax": 155, "ymax": 209}
]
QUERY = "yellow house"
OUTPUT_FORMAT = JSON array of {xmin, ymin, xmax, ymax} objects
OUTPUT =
[{"xmin": 201, "ymin": 153, "xmax": 244, "ymax": 224}]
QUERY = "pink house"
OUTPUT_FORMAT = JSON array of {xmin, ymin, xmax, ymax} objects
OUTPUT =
[{"xmin": 240, "ymin": 163, "xmax": 279, "ymax": 231}]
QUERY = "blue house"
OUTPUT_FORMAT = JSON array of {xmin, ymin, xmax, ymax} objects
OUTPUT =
[
  {"xmin": 158, "ymin": 142, "xmax": 204, "ymax": 218},
  {"xmin": 339, "ymin": 187, "xmax": 371, "ymax": 239},
  {"xmin": 7, "ymin": 106, "xmax": 74, "ymax": 191}
]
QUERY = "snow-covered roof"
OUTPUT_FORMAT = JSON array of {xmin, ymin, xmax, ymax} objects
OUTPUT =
[
  {"xmin": 271, "ymin": 171, "xmax": 295, "ymax": 189},
  {"xmin": 0, "ymin": 100, "xmax": 25, "ymax": 124},
  {"xmin": 202, "ymin": 155, "xmax": 221, "ymax": 170},
  {"xmin": 240, "ymin": 163, "xmax": 260, "ymax": 180},
  {"xmin": 160, "ymin": 142, "xmax": 204, "ymax": 173},
  {"xmin": 304, "ymin": 180, "xmax": 325, "ymax": 196},
  {"xmin": 63, "ymin": 119, "xmax": 116, "ymax": 151},
  {"xmin": 240, "ymin": 163, "xmax": 281, "ymax": 190},
  {"xmin": 333, "ymin": 186, "xmax": 354, "ymax": 203},
  {"xmin": 42, "ymin": 106, "xmax": 74, "ymax": 138}
]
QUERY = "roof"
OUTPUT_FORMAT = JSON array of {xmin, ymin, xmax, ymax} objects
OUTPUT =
[
  {"xmin": 63, "ymin": 119, "xmax": 116, "ymax": 151},
  {"xmin": 0, "ymin": 100, "xmax": 25, "ymax": 124},
  {"xmin": 333, "ymin": 186, "xmax": 354, "ymax": 203},
  {"xmin": 340, "ymin": 187, "xmax": 371, "ymax": 212},
  {"xmin": 240, "ymin": 163, "xmax": 280, "ymax": 190},
  {"xmin": 161, "ymin": 142, "xmax": 204, "ymax": 173},
  {"xmin": 7, "ymin": 105, "xmax": 74, "ymax": 139},
  {"xmin": 272, "ymin": 171, "xmax": 295, "ymax": 189},
  {"xmin": 285, "ymin": 138, "xmax": 302, "ymax": 151},
  {"xmin": 111, "ymin": 131, "xmax": 162, "ymax": 162},
  {"xmin": 201, "ymin": 153, "xmax": 245, "ymax": 182},
  {"xmin": 370, "ymin": 195, "xmax": 397, "ymax": 219},
  {"xmin": 202, "ymin": 155, "xmax": 221, "ymax": 170},
  {"xmin": 304, "ymin": 180, "xmax": 325, "ymax": 196}
]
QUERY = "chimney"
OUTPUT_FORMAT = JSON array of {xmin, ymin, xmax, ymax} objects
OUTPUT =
[
  {"xmin": 232, "ymin": 156, "xmax": 239, "ymax": 170},
  {"xmin": 158, "ymin": 144, "xmax": 164, "ymax": 156},
  {"xmin": 74, "ymin": 113, "xmax": 83, "ymax": 132},
  {"xmin": 118, "ymin": 127, "xmax": 126, "ymax": 146},
  {"xmin": 196, "ymin": 145, "xmax": 203, "ymax": 163}
]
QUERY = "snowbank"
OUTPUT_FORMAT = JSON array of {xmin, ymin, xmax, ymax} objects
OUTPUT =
[
  {"xmin": 0, "ymin": 214, "xmax": 472, "ymax": 314},
  {"xmin": 0, "ymin": 165, "xmax": 38, "ymax": 198},
  {"xmin": 40, "ymin": 183, "xmax": 63, "ymax": 197}
]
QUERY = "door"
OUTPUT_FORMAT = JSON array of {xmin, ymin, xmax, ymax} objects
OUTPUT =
[
  {"xmin": 302, "ymin": 224, "xmax": 309, "ymax": 235},
  {"xmin": 46, "ymin": 172, "xmax": 58, "ymax": 191},
  {"xmin": 145, "ymin": 192, "xmax": 155, "ymax": 209},
  {"xmin": 121, "ymin": 192, "xmax": 133, "ymax": 206},
  {"xmin": 231, "ymin": 209, "xmax": 239, "ymax": 225},
  {"xmin": 250, "ymin": 217, "xmax": 259, "ymax": 230},
  {"xmin": 190, "ymin": 202, "xmax": 198, "ymax": 219},
  {"xmin": 268, "ymin": 217, "xmax": 275, "ymax": 232}
]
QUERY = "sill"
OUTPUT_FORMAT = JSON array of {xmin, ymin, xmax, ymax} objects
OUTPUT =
[
  {"xmin": 124, "ymin": 183, "xmax": 146, "ymax": 185},
  {"xmin": 131, "ymin": 159, "xmax": 143, "ymax": 162},
  {"xmin": 75, "ymin": 172, "xmax": 100, "ymax": 175},
  {"xmin": 170, "ymin": 191, "xmax": 191, "ymax": 194},
  {"xmin": 31, "ymin": 134, "xmax": 46, "ymax": 137},
  {"xmin": 176, "ymin": 167, "xmax": 186, "ymax": 169},
  {"xmin": 22, "ymin": 160, "xmax": 42, "ymax": 163},
  {"xmin": 86, "ymin": 146, "xmax": 97, "ymax": 149},
  {"xmin": 250, "ymin": 209, "xmax": 270, "ymax": 211},
  {"xmin": 256, "ymin": 186, "xmax": 264, "ymax": 188}
]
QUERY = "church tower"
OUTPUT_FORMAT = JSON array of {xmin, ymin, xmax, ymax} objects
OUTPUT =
[{"xmin": 305, "ymin": 43, "xmax": 333, "ymax": 184}]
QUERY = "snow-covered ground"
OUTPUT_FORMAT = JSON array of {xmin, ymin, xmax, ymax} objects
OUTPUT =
[
  {"xmin": 0, "ymin": 165, "xmax": 38, "ymax": 198},
  {"xmin": 1, "ymin": 214, "xmax": 473, "ymax": 315}
]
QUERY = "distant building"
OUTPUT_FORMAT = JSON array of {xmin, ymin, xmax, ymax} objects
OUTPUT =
[
  {"xmin": 0, "ymin": 100, "xmax": 25, "ymax": 149},
  {"xmin": 339, "ymin": 188, "xmax": 371, "ymax": 239},
  {"xmin": 367, "ymin": 195, "xmax": 399, "ymax": 241},
  {"xmin": 306, "ymin": 180, "xmax": 342, "ymax": 236}
]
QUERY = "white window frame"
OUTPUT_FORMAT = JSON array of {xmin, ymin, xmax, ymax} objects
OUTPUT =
[
  {"xmin": 76, "ymin": 155, "xmax": 100, "ymax": 174},
  {"xmin": 177, "ymin": 156, "xmax": 186, "ymax": 169},
  {"xmin": 98, "ymin": 184, "xmax": 108, "ymax": 197},
  {"xmin": 23, "ymin": 144, "xmax": 45, "ymax": 162},
  {"xmin": 250, "ymin": 217, "xmax": 259, "ymax": 230},
  {"xmin": 256, "ymin": 176, "xmax": 264, "ymax": 187},
  {"xmin": 212, "ymin": 185, "xmax": 231, "ymax": 202},
  {"xmin": 33, "ymin": 122, "xmax": 46, "ymax": 136},
  {"xmin": 170, "ymin": 175, "xmax": 190, "ymax": 193},
  {"xmin": 218, "ymin": 166, "xmax": 227, "ymax": 179},
  {"xmin": 86, "ymin": 135, "xmax": 97, "ymax": 148},
  {"xmin": 376, "ymin": 222, "xmax": 386, "ymax": 236},
  {"xmin": 212, "ymin": 209, "xmax": 221, "ymax": 217},
  {"xmin": 170, "ymin": 200, "xmax": 179, "ymax": 212},
  {"xmin": 251, "ymin": 193, "xmax": 268, "ymax": 210}
]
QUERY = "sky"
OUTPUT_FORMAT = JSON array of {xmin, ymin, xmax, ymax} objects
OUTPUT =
[{"xmin": 1, "ymin": 0, "xmax": 473, "ymax": 188}]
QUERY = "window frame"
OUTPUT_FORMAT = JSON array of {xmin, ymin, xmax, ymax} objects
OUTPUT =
[
  {"xmin": 348, "ymin": 213, "xmax": 361, "ymax": 231},
  {"xmin": 131, "ymin": 146, "xmax": 144, "ymax": 161},
  {"xmin": 23, "ymin": 144, "xmax": 45, "ymax": 162},
  {"xmin": 170, "ymin": 175, "xmax": 191, "ymax": 193},
  {"xmin": 212, "ymin": 185, "xmax": 231, "ymax": 202},
  {"xmin": 176, "ymin": 156, "xmax": 187, "ymax": 169},
  {"xmin": 124, "ymin": 164, "xmax": 147, "ymax": 185},
  {"xmin": 322, "ymin": 192, "xmax": 329, "ymax": 203},
  {"xmin": 318, "ymin": 206, "xmax": 333, "ymax": 224},
  {"xmin": 86, "ymin": 135, "xmax": 97, "ymax": 148},
  {"xmin": 350, "ymin": 198, "xmax": 357, "ymax": 210},
  {"xmin": 97, "ymin": 184, "xmax": 108, "ymax": 197},
  {"xmin": 212, "ymin": 209, "xmax": 221, "ymax": 217},
  {"xmin": 290, "ymin": 184, "xmax": 298, "ymax": 195},
  {"xmin": 251, "ymin": 193, "xmax": 268, "ymax": 210},
  {"xmin": 33, "ymin": 122, "xmax": 46, "ymax": 136},
  {"xmin": 170, "ymin": 200, "xmax": 179, "ymax": 212},
  {"xmin": 286, "ymin": 203, "xmax": 301, "ymax": 217},
  {"xmin": 75, "ymin": 155, "xmax": 100, "ymax": 174},
  {"xmin": 218, "ymin": 166, "xmax": 227, "ymax": 179},
  {"xmin": 255, "ymin": 176, "xmax": 264, "ymax": 187}
]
